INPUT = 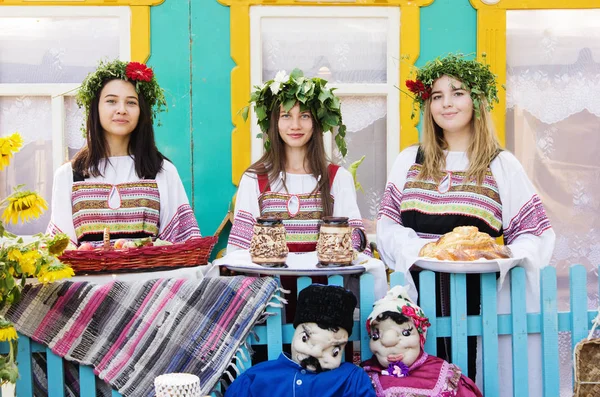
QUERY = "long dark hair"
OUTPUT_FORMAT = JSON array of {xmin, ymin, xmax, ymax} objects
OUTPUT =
[
  {"xmin": 72, "ymin": 77, "xmax": 166, "ymax": 179},
  {"xmin": 247, "ymin": 103, "xmax": 334, "ymax": 216}
]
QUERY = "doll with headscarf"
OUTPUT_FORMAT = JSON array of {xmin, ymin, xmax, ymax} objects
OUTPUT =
[{"xmin": 360, "ymin": 285, "xmax": 482, "ymax": 397}]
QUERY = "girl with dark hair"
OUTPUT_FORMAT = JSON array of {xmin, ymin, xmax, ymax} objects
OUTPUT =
[
  {"xmin": 47, "ymin": 60, "xmax": 200, "ymax": 247},
  {"xmin": 226, "ymin": 69, "xmax": 368, "ymax": 256}
]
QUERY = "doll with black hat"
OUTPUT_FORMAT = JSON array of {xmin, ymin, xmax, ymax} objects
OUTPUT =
[{"xmin": 225, "ymin": 284, "xmax": 375, "ymax": 397}]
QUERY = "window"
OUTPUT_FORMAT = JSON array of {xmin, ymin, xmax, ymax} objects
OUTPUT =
[
  {"xmin": 505, "ymin": 10, "xmax": 600, "ymax": 395},
  {"xmin": 0, "ymin": 6, "xmax": 130, "ymax": 235},
  {"xmin": 250, "ymin": 6, "xmax": 400, "ymax": 234}
]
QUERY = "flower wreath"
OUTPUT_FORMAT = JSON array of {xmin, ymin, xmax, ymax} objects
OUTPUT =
[
  {"xmin": 404, "ymin": 53, "xmax": 500, "ymax": 119},
  {"xmin": 241, "ymin": 69, "xmax": 348, "ymax": 156},
  {"xmin": 76, "ymin": 60, "xmax": 167, "ymax": 132}
]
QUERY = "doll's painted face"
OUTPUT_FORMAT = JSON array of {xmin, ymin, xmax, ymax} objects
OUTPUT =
[
  {"xmin": 369, "ymin": 316, "xmax": 421, "ymax": 367},
  {"xmin": 291, "ymin": 323, "xmax": 348, "ymax": 373}
]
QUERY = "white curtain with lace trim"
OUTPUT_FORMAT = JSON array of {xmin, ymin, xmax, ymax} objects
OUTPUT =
[
  {"xmin": 261, "ymin": 17, "xmax": 389, "ymax": 84},
  {"xmin": 506, "ymin": 9, "xmax": 600, "ymax": 397}
]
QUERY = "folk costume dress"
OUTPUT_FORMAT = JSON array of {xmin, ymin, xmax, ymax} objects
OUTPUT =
[
  {"xmin": 47, "ymin": 156, "xmax": 201, "ymax": 246},
  {"xmin": 376, "ymin": 145, "xmax": 555, "ymax": 397},
  {"xmin": 361, "ymin": 352, "xmax": 482, "ymax": 397},
  {"xmin": 227, "ymin": 164, "xmax": 368, "ymax": 254}
]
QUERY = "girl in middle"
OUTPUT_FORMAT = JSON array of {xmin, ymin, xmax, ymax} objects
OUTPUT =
[{"xmin": 227, "ymin": 69, "xmax": 369, "ymax": 257}]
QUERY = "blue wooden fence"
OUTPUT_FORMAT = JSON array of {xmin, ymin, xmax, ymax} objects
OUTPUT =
[{"xmin": 2, "ymin": 265, "xmax": 597, "ymax": 397}]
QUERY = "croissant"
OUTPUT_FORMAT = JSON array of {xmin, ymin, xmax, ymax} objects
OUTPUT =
[{"xmin": 419, "ymin": 226, "xmax": 511, "ymax": 261}]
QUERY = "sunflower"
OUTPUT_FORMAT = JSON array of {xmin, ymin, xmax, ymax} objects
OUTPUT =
[
  {"xmin": 47, "ymin": 233, "xmax": 70, "ymax": 256},
  {"xmin": 0, "ymin": 133, "xmax": 23, "ymax": 171},
  {"xmin": 0, "ymin": 317, "xmax": 17, "ymax": 342},
  {"xmin": 6, "ymin": 249, "xmax": 21, "ymax": 263},
  {"xmin": 19, "ymin": 251, "xmax": 40, "ymax": 276},
  {"xmin": 37, "ymin": 261, "xmax": 74, "ymax": 284},
  {"xmin": 2, "ymin": 190, "xmax": 47, "ymax": 224}
]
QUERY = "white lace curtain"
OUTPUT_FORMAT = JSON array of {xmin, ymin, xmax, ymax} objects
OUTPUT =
[
  {"xmin": 0, "ymin": 15, "xmax": 119, "ymax": 234},
  {"xmin": 261, "ymin": 17, "xmax": 389, "ymax": 83},
  {"xmin": 506, "ymin": 10, "xmax": 600, "ymax": 396},
  {"xmin": 0, "ymin": 16, "xmax": 120, "ymax": 83}
]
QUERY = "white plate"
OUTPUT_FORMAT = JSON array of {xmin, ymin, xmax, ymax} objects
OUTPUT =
[
  {"xmin": 223, "ymin": 263, "xmax": 366, "ymax": 276},
  {"xmin": 414, "ymin": 258, "xmax": 519, "ymax": 274}
]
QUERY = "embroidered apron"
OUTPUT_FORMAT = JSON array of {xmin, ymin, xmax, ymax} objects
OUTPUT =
[
  {"xmin": 256, "ymin": 164, "xmax": 339, "ymax": 253},
  {"xmin": 401, "ymin": 147, "xmax": 503, "ymax": 379},
  {"xmin": 71, "ymin": 170, "xmax": 160, "ymax": 243}
]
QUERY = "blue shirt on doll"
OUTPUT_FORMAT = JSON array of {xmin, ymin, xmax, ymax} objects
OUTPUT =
[{"xmin": 224, "ymin": 352, "xmax": 375, "ymax": 397}]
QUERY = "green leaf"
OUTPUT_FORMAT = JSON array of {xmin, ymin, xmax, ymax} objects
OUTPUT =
[
  {"xmin": 255, "ymin": 105, "xmax": 267, "ymax": 121},
  {"xmin": 304, "ymin": 83, "xmax": 315, "ymax": 98},
  {"xmin": 11, "ymin": 287, "xmax": 20, "ymax": 304},
  {"xmin": 241, "ymin": 106, "xmax": 249, "ymax": 121},
  {"xmin": 330, "ymin": 96, "xmax": 340, "ymax": 109},
  {"xmin": 335, "ymin": 133, "xmax": 347, "ymax": 157},
  {"xmin": 282, "ymin": 98, "xmax": 296, "ymax": 112},
  {"xmin": 323, "ymin": 114, "xmax": 340, "ymax": 127},
  {"xmin": 296, "ymin": 93, "xmax": 307, "ymax": 104},
  {"xmin": 5, "ymin": 276, "xmax": 14, "ymax": 291},
  {"xmin": 290, "ymin": 68, "xmax": 304, "ymax": 80},
  {"xmin": 318, "ymin": 89, "xmax": 333, "ymax": 103},
  {"xmin": 0, "ymin": 360, "xmax": 19, "ymax": 384},
  {"xmin": 250, "ymin": 91, "xmax": 260, "ymax": 102},
  {"xmin": 259, "ymin": 119, "xmax": 270, "ymax": 133}
]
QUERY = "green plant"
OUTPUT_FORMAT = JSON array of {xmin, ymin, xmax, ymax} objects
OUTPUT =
[{"xmin": 0, "ymin": 132, "xmax": 74, "ymax": 384}]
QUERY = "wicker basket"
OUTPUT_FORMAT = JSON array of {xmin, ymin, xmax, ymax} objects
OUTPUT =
[
  {"xmin": 574, "ymin": 338, "xmax": 600, "ymax": 396},
  {"xmin": 59, "ymin": 235, "xmax": 218, "ymax": 275}
]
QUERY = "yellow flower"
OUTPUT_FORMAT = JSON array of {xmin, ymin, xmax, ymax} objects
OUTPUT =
[
  {"xmin": 0, "ymin": 133, "xmax": 23, "ymax": 171},
  {"xmin": 0, "ymin": 325, "xmax": 17, "ymax": 342},
  {"xmin": 47, "ymin": 233, "xmax": 70, "ymax": 256},
  {"xmin": 7, "ymin": 249, "xmax": 21, "ymax": 263},
  {"xmin": 2, "ymin": 190, "xmax": 48, "ymax": 224},
  {"xmin": 37, "ymin": 261, "xmax": 74, "ymax": 284},
  {"xmin": 0, "ymin": 317, "xmax": 17, "ymax": 342},
  {"xmin": 20, "ymin": 251, "xmax": 40, "ymax": 276},
  {"xmin": 6, "ymin": 249, "xmax": 38, "ymax": 276}
]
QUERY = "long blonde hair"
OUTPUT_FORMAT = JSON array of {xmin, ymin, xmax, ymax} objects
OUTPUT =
[{"xmin": 419, "ymin": 96, "xmax": 501, "ymax": 185}]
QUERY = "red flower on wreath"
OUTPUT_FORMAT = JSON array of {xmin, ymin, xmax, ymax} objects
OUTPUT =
[
  {"xmin": 406, "ymin": 79, "xmax": 431, "ymax": 101},
  {"xmin": 125, "ymin": 62, "xmax": 154, "ymax": 82}
]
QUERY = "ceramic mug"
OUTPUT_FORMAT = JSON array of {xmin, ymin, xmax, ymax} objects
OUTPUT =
[
  {"xmin": 316, "ymin": 216, "xmax": 366, "ymax": 267},
  {"xmin": 249, "ymin": 217, "xmax": 289, "ymax": 267}
]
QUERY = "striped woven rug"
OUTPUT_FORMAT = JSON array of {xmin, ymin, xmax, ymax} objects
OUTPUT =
[{"xmin": 6, "ymin": 276, "xmax": 279, "ymax": 396}]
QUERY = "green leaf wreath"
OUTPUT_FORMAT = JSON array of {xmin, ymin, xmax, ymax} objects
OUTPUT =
[
  {"xmin": 242, "ymin": 69, "xmax": 348, "ymax": 157},
  {"xmin": 404, "ymin": 53, "xmax": 500, "ymax": 119}
]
